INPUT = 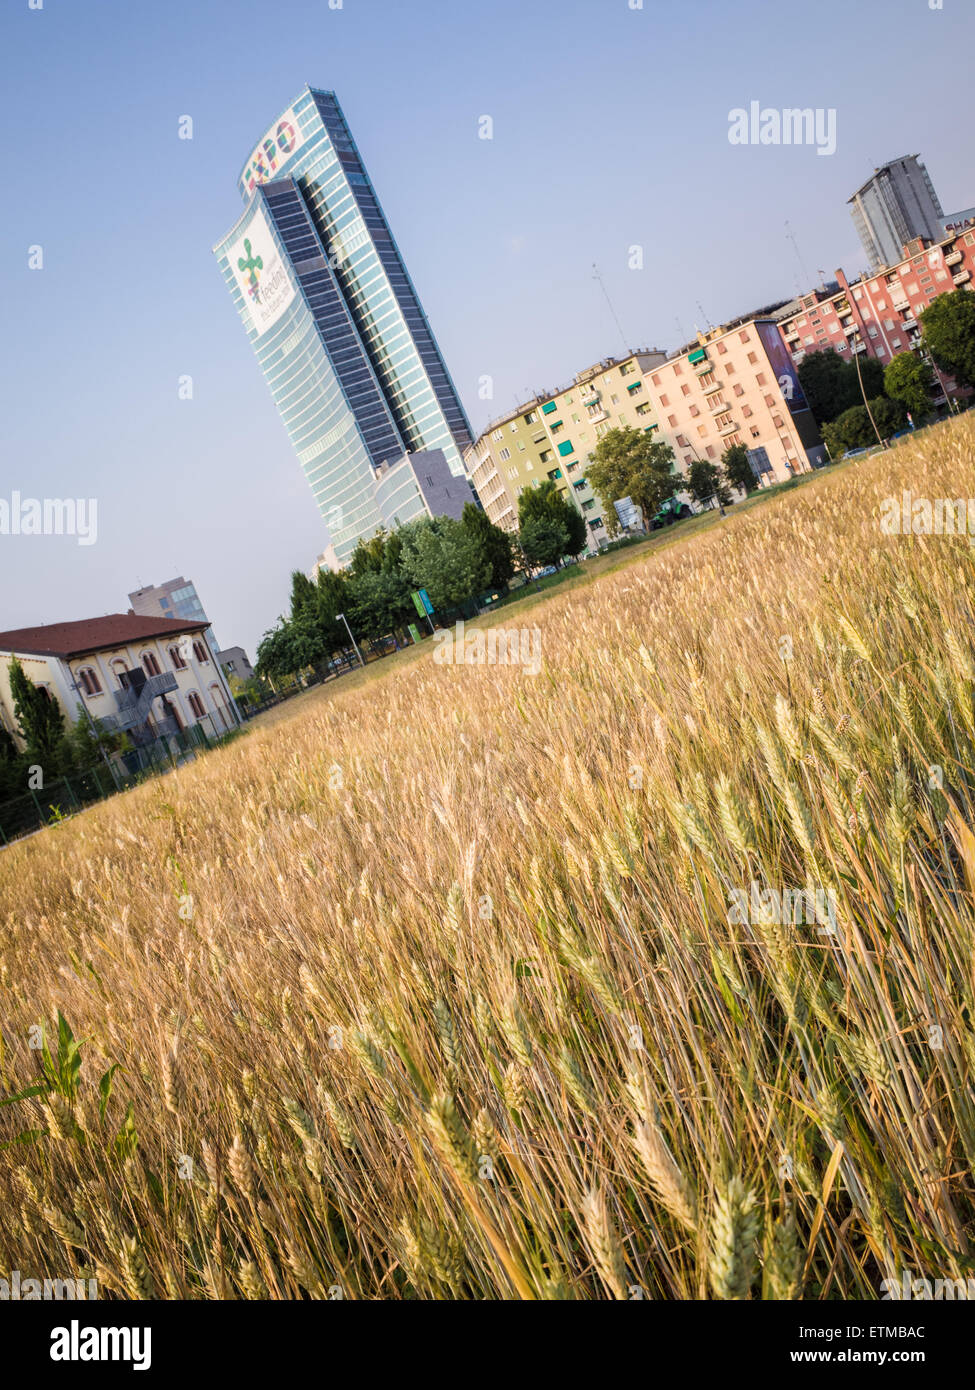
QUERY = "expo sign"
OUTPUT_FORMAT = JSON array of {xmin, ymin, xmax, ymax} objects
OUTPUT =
[{"xmin": 240, "ymin": 106, "xmax": 305, "ymax": 196}]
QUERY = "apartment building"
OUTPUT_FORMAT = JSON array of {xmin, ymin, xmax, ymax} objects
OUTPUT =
[
  {"xmin": 645, "ymin": 319, "xmax": 826, "ymax": 485},
  {"xmin": 465, "ymin": 349, "xmax": 667, "ymax": 544},
  {"xmin": 776, "ymin": 228, "xmax": 975, "ymax": 407},
  {"xmin": 0, "ymin": 614, "xmax": 240, "ymax": 753}
]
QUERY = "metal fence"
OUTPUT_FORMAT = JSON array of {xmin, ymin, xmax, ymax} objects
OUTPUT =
[{"xmin": 0, "ymin": 708, "xmax": 241, "ymax": 847}]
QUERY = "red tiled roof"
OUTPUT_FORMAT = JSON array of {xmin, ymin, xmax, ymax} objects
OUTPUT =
[{"xmin": 0, "ymin": 614, "xmax": 209, "ymax": 660}]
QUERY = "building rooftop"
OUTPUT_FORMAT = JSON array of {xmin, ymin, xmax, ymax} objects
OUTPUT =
[{"xmin": 0, "ymin": 614, "xmax": 209, "ymax": 660}]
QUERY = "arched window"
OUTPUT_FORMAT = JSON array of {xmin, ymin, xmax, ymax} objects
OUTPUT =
[
  {"xmin": 169, "ymin": 644, "xmax": 187, "ymax": 670},
  {"xmin": 209, "ymin": 683, "xmax": 227, "ymax": 729},
  {"xmin": 142, "ymin": 651, "xmax": 162, "ymax": 677},
  {"xmin": 187, "ymin": 691, "xmax": 206, "ymax": 719},
  {"xmin": 111, "ymin": 658, "xmax": 130, "ymax": 690},
  {"xmin": 77, "ymin": 667, "xmax": 102, "ymax": 697},
  {"xmin": 192, "ymin": 640, "xmax": 209, "ymax": 664}
]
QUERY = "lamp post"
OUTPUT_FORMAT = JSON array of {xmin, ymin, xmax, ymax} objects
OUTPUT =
[
  {"xmin": 336, "ymin": 613, "xmax": 365, "ymax": 668},
  {"xmin": 851, "ymin": 330, "xmax": 886, "ymax": 448}
]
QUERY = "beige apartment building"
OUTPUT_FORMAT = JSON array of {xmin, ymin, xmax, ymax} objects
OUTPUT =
[
  {"xmin": 644, "ymin": 318, "xmax": 827, "ymax": 485},
  {"xmin": 0, "ymin": 613, "xmax": 240, "ymax": 754},
  {"xmin": 465, "ymin": 349, "xmax": 667, "ymax": 546}
]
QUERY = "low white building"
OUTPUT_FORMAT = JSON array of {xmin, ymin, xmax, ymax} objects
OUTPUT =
[{"xmin": 0, "ymin": 613, "xmax": 240, "ymax": 750}]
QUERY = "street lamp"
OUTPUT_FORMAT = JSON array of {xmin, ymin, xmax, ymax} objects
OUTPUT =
[
  {"xmin": 851, "ymin": 329, "xmax": 886, "ymax": 449},
  {"xmin": 336, "ymin": 613, "xmax": 365, "ymax": 668}
]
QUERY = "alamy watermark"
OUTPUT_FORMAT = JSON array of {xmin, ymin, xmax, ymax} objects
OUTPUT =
[
  {"xmin": 728, "ymin": 102, "xmax": 836, "ymax": 157},
  {"xmin": 881, "ymin": 1268, "xmax": 974, "ymax": 1300},
  {"xmin": 727, "ymin": 880, "xmax": 837, "ymax": 934},
  {"xmin": 0, "ymin": 492, "xmax": 97, "ymax": 546},
  {"xmin": 880, "ymin": 491, "xmax": 975, "ymax": 545},
  {"xmin": 432, "ymin": 619, "xmax": 542, "ymax": 676},
  {"xmin": 1, "ymin": 1269, "xmax": 98, "ymax": 1300}
]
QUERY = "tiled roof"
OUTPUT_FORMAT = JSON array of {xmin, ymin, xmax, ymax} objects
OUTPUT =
[{"xmin": 0, "ymin": 614, "xmax": 209, "ymax": 660}]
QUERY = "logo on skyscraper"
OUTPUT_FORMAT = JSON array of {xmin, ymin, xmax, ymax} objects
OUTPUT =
[
  {"xmin": 240, "ymin": 107, "xmax": 304, "ymax": 196},
  {"xmin": 237, "ymin": 238, "xmax": 264, "ymax": 302}
]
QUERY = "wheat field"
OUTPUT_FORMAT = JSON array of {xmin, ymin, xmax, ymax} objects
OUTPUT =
[{"xmin": 3, "ymin": 418, "xmax": 975, "ymax": 1300}]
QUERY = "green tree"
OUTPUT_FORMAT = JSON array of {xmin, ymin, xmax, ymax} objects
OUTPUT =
[
  {"xmin": 348, "ymin": 532, "xmax": 388, "ymax": 578},
  {"xmin": 8, "ymin": 657, "xmax": 66, "ymax": 762},
  {"xmin": 686, "ymin": 458, "xmax": 731, "ymax": 507},
  {"xmin": 345, "ymin": 569, "xmax": 414, "ymax": 641},
  {"xmin": 798, "ymin": 347, "xmax": 885, "ymax": 424},
  {"xmin": 400, "ymin": 517, "xmax": 492, "ymax": 610},
  {"xmin": 256, "ymin": 621, "xmax": 304, "ymax": 683},
  {"xmin": 884, "ymin": 352, "xmax": 935, "ymax": 420},
  {"xmin": 587, "ymin": 427, "xmax": 678, "ymax": 521},
  {"xmin": 460, "ymin": 502, "xmax": 515, "ymax": 589},
  {"xmin": 519, "ymin": 515, "xmax": 570, "ymax": 570},
  {"xmin": 722, "ymin": 443, "xmax": 758, "ymax": 494},
  {"xmin": 821, "ymin": 395, "xmax": 906, "ymax": 456},
  {"xmin": 517, "ymin": 479, "xmax": 588, "ymax": 562},
  {"xmin": 920, "ymin": 289, "xmax": 975, "ymax": 388}
]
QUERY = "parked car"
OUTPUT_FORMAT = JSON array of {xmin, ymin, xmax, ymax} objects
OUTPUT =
[{"xmin": 535, "ymin": 565, "xmax": 558, "ymax": 578}]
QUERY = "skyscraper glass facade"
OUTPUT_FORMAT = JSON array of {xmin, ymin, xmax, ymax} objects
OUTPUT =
[{"xmin": 214, "ymin": 87, "xmax": 473, "ymax": 564}]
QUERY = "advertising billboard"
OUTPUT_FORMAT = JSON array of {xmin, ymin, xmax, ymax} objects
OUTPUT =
[
  {"xmin": 755, "ymin": 320, "xmax": 808, "ymax": 414},
  {"xmin": 939, "ymin": 208, "xmax": 975, "ymax": 236},
  {"xmin": 228, "ymin": 205, "xmax": 296, "ymax": 337},
  {"xmin": 239, "ymin": 105, "xmax": 307, "ymax": 197}
]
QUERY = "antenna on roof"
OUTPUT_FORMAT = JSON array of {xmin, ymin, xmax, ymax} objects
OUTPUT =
[
  {"xmin": 592, "ymin": 263, "xmax": 630, "ymax": 357},
  {"xmin": 785, "ymin": 220, "xmax": 812, "ymax": 291}
]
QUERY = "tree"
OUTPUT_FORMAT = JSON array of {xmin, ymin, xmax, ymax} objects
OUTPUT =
[
  {"xmin": 587, "ymin": 427, "xmax": 678, "ymax": 521},
  {"xmin": 8, "ymin": 657, "xmax": 66, "ymax": 761},
  {"xmin": 517, "ymin": 479, "xmax": 587, "ymax": 563},
  {"xmin": 519, "ymin": 515, "xmax": 570, "ymax": 570},
  {"xmin": 345, "ymin": 568, "xmax": 414, "ymax": 641},
  {"xmin": 884, "ymin": 352, "xmax": 936, "ymax": 420},
  {"xmin": 460, "ymin": 502, "xmax": 515, "ymax": 589},
  {"xmin": 256, "ymin": 621, "xmax": 304, "ymax": 683},
  {"xmin": 722, "ymin": 443, "xmax": 758, "ymax": 494},
  {"xmin": 798, "ymin": 347, "xmax": 885, "ymax": 424},
  {"xmin": 348, "ymin": 531, "xmax": 388, "ymax": 578},
  {"xmin": 920, "ymin": 289, "xmax": 975, "ymax": 388},
  {"xmin": 821, "ymin": 396, "xmax": 906, "ymax": 456},
  {"xmin": 686, "ymin": 458, "xmax": 731, "ymax": 507},
  {"xmin": 400, "ymin": 516, "xmax": 492, "ymax": 610}
]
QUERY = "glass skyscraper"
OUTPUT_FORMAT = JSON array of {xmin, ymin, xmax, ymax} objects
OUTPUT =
[{"xmin": 214, "ymin": 87, "xmax": 474, "ymax": 564}]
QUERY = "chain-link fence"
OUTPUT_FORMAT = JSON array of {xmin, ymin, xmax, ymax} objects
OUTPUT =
[{"xmin": 0, "ymin": 708, "xmax": 241, "ymax": 847}]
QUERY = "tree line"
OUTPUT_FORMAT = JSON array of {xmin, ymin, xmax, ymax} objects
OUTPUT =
[{"xmin": 256, "ymin": 490, "xmax": 588, "ymax": 683}]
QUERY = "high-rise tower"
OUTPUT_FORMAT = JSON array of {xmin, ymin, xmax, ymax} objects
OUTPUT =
[{"xmin": 214, "ymin": 88, "xmax": 474, "ymax": 564}]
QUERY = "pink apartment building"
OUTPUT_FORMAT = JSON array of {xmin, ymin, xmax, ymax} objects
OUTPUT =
[
  {"xmin": 645, "ymin": 317, "xmax": 827, "ymax": 487},
  {"xmin": 776, "ymin": 228, "xmax": 975, "ymax": 407}
]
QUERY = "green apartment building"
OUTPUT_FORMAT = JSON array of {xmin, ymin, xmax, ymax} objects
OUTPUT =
[{"xmin": 465, "ymin": 350, "xmax": 667, "ymax": 548}]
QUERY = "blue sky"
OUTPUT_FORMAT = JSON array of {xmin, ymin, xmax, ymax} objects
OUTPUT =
[{"xmin": 2, "ymin": 0, "xmax": 973, "ymax": 659}]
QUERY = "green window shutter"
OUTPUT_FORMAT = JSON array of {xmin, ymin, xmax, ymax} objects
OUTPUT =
[
  {"xmin": 541, "ymin": 401, "xmax": 558, "ymax": 414},
  {"xmin": 557, "ymin": 440, "xmax": 575, "ymax": 457}
]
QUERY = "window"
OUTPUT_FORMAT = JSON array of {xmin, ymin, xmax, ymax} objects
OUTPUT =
[
  {"xmin": 755, "ymin": 373, "xmax": 767, "ymax": 386},
  {"xmin": 499, "ymin": 447, "xmax": 511, "ymax": 461},
  {"xmin": 541, "ymin": 401, "xmax": 557, "ymax": 414},
  {"xmin": 725, "ymin": 364, "xmax": 736, "ymax": 375},
  {"xmin": 705, "ymin": 446, "xmax": 715, "ymax": 459},
  {"xmin": 739, "ymin": 330, "xmax": 750, "ymax": 343},
  {"xmin": 742, "ymin": 405, "xmax": 753, "ymax": 418},
  {"xmin": 170, "ymin": 645, "xmax": 187, "ymax": 670},
  {"xmin": 697, "ymin": 424, "xmax": 707, "ymax": 437},
  {"xmin": 557, "ymin": 441, "xmax": 575, "ymax": 457},
  {"xmin": 658, "ymin": 394, "xmax": 669, "ymax": 406},
  {"xmin": 681, "ymin": 384, "xmax": 691, "ymax": 396},
  {"xmin": 143, "ymin": 651, "xmax": 162, "ymax": 677},
  {"xmin": 550, "ymin": 421, "xmax": 563, "ymax": 434},
  {"xmin": 492, "ymin": 430, "xmax": 504, "ymax": 442},
  {"xmin": 610, "ymin": 394, "xmax": 620, "ymax": 404},
  {"xmin": 733, "ymin": 383, "xmax": 744, "ymax": 397},
  {"xmin": 651, "ymin": 373, "xmax": 662, "ymax": 386},
  {"xmin": 619, "ymin": 363, "xmax": 634, "ymax": 375},
  {"xmin": 187, "ymin": 692, "xmax": 206, "ymax": 720},
  {"xmin": 523, "ymin": 411, "xmax": 537, "ymax": 425},
  {"xmin": 626, "ymin": 382, "xmax": 643, "ymax": 395},
  {"xmin": 689, "ymin": 405, "xmax": 700, "ymax": 417},
  {"xmin": 747, "ymin": 352, "xmax": 757, "ymax": 364},
  {"xmin": 539, "ymin": 450, "xmax": 552, "ymax": 463},
  {"xmin": 192, "ymin": 641, "xmax": 209, "ymax": 664},
  {"xmin": 668, "ymin": 414, "xmax": 678, "ymax": 427},
  {"xmin": 717, "ymin": 342, "xmax": 727, "ymax": 354},
  {"xmin": 547, "ymin": 468, "xmax": 563, "ymax": 480},
  {"xmin": 77, "ymin": 667, "xmax": 102, "ymax": 696}
]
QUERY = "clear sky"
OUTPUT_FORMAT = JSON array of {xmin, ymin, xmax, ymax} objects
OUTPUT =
[{"xmin": 2, "ymin": 0, "xmax": 973, "ymax": 659}]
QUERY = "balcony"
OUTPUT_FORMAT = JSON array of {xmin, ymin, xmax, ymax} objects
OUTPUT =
[
  {"xmin": 718, "ymin": 420, "xmax": 740, "ymax": 436},
  {"xmin": 784, "ymin": 327, "xmax": 799, "ymax": 341},
  {"xmin": 843, "ymin": 323, "xmax": 857, "ymax": 336},
  {"xmin": 580, "ymin": 389, "xmax": 600, "ymax": 408},
  {"xmin": 709, "ymin": 397, "xmax": 729, "ymax": 414},
  {"xmin": 945, "ymin": 249, "xmax": 963, "ymax": 267},
  {"xmin": 892, "ymin": 298, "xmax": 910, "ymax": 312},
  {"xmin": 113, "ymin": 670, "xmax": 179, "ymax": 731},
  {"xmin": 587, "ymin": 407, "xmax": 609, "ymax": 423},
  {"xmin": 901, "ymin": 316, "xmax": 917, "ymax": 330},
  {"xmin": 953, "ymin": 269, "xmax": 972, "ymax": 285},
  {"xmin": 702, "ymin": 378, "xmax": 724, "ymax": 395},
  {"xmin": 688, "ymin": 347, "xmax": 709, "ymax": 366}
]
